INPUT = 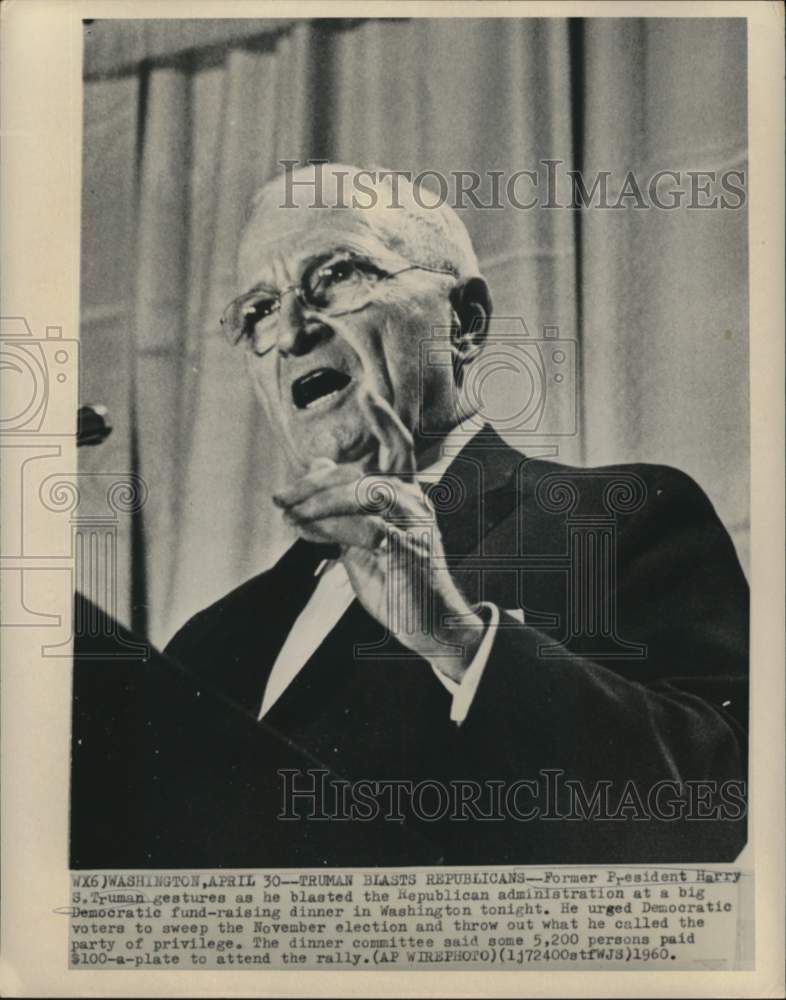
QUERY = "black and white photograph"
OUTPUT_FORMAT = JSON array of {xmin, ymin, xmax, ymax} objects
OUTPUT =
[{"xmin": 70, "ymin": 13, "xmax": 752, "ymax": 870}]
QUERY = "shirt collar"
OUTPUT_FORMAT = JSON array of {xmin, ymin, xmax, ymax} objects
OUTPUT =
[{"xmin": 417, "ymin": 417, "xmax": 485, "ymax": 483}]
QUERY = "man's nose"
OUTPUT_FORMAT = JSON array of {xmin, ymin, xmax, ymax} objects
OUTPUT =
[{"xmin": 275, "ymin": 290, "xmax": 332, "ymax": 356}]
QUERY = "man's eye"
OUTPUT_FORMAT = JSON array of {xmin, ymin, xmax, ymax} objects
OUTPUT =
[
  {"xmin": 317, "ymin": 258, "xmax": 361, "ymax": 287},
  {"xmin": 242, "ymin": 298, "xmax": 277, "ymax": 330}
]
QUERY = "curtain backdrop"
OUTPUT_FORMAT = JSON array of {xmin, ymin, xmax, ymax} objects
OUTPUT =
[{"xmin": 79, "ymin": 18, "xmax": 749, "ymax": 648}]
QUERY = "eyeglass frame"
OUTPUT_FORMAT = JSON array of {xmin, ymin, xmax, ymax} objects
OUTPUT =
[{"xmin": 219, "ymin": 251, "xmax": 458, "ymax": 356}]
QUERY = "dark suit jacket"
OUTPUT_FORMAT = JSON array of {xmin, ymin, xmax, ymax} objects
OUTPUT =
[{"xmin": 158, "ymin": 427, "xmax": 748, "ymax": 866}]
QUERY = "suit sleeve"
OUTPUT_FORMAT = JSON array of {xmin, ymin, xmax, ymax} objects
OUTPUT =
[{"xmin": 451, "ymin": 466, "xmax": 748, "ymax": 861}]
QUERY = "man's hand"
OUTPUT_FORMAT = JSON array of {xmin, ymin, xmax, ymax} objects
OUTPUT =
[{"xmin": 272, "ymin": 393, "xmax": 485, "ymax": 681}]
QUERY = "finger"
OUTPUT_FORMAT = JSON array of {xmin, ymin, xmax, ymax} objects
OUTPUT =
[
  {"xmin": 287, "ymin": 477, "xmax": 430, "ymax": 525},
  {"xmin": 286, "ymin": 481, "xmax": 368, "ymax": 521},
  {"xmin": 358, "ymin": 391, "xmax": 416, "ymax": 476},
  {"xmin": 285, "ymin": 510, "xmax": 387, "ymax": 550},
  {"xmin": 273, "ymin": 461, "xmax": 361, "ymax": 508}
]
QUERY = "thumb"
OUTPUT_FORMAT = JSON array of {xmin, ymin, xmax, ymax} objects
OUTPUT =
[{"xmin": 358, "ymin": 390, "xmax": 416, "ymax": 476}]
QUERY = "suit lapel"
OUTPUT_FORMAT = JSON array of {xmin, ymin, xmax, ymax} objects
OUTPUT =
[
  {"xmin": 199, "ymin": 540, "xmax": 337, "ymax": 715},
  {"xmin": 428, "ymin": 425, "xmax": 521, "ymax": 560}
]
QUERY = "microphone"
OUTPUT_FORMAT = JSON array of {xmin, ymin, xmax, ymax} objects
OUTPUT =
[{"xmin": 77, "ymin": 404, "xmax": 112, "ymax": 447}]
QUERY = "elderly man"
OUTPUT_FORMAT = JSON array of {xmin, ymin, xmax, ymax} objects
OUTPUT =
[{"xmin": 160, "ymin": 163, "xmax": 748, "ymax": 866}]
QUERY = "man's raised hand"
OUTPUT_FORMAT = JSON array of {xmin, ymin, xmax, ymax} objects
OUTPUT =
[{"xmin": 272, "ymin": 391, "xmax": 485, "ymax": 680}]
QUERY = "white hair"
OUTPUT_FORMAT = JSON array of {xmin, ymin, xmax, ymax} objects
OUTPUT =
[{"xmin": 245, "ymin": 162, "xmax": 480, "ymax": 277}]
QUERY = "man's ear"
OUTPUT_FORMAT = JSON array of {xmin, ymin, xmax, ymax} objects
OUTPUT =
[{"xmin": 449, "ymin": 276, "xmax": 492, "ymax": 365}]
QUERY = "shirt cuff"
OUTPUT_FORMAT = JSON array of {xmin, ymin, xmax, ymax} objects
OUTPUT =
[{"xmin": 430, "ymin": 602, "xmax": 500, "ymax": 726}]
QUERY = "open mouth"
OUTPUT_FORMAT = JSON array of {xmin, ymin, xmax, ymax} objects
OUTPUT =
[{"xmin": 291, "ymin": 368, "xmax": 353, "ymax": 410}]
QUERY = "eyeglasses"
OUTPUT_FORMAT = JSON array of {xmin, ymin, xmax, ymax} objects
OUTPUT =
[{"xmin": 220, "ymin": 251, "xmax": 457, "ymax": 355}]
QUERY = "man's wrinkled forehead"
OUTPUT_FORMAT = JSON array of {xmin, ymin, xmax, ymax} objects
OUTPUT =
[{"xmin": 238, "ymin": 204, "xmax": 397, "ymax": 286}]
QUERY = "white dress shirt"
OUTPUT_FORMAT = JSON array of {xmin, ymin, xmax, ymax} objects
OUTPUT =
[{"xmin": 258, "ymin": 422, "xmax": 508, "ymax": 725}]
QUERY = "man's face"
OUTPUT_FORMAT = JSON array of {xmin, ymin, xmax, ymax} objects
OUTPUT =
[{"xmin": 235, "ymin": 205, "xmax": 459, "ymax": 470}]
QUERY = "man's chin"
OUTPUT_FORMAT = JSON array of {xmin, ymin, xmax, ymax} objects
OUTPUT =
[{"xmin": 291, "ymin": 423, "xmax": 377, "ymax": 468}]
